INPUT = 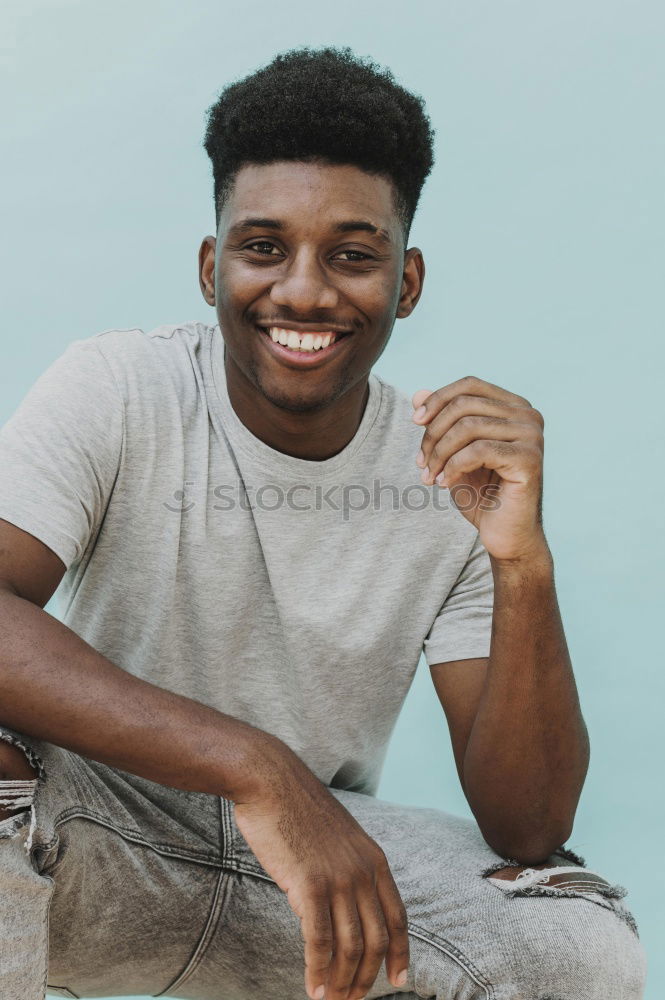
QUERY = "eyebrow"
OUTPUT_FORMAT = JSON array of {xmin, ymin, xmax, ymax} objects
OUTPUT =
[{"xmin": 227, "ymin": 217, "xmax": 392, "ymax": 245}]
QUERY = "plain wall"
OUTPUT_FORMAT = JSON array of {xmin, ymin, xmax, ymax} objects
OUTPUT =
[{"xmin": 1, "ymin": 0, "xmax": 662, "ymax": 996}]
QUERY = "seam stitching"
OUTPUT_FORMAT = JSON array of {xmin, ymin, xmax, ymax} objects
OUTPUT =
[
  {"xmin": 407, "ymin": 921, "xmax": 495, "ymax": 999},
  {"xmin": 154, "ymin": 867, "xmax": 230, "ymax": 996},
  {"xmin": 50, "ymin": 809, "xmax": 225, "ymax": 869}
]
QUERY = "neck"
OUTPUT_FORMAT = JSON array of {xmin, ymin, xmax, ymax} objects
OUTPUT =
[{"xmin": 223, "ymin": 350, "xmax": 370, "ymax": 461}]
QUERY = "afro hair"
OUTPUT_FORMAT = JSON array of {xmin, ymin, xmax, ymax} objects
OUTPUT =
[{"xmin": 203, "ymin": 45, "xmax": 436, "ymax": 245}]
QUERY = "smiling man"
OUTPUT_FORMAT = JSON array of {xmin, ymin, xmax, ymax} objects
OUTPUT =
[{"xmin": 0, "ymin": 46, "xmax": 646, "ymax": 1000}]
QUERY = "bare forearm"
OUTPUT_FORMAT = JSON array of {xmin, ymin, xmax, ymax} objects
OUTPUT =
[
  {"xmin": 463, "ymin": 543, "xmax": 589, "ymax": 863},
  {"xmin": 0, "ymin": 588, "xmax": 287, "ymax": 802}
]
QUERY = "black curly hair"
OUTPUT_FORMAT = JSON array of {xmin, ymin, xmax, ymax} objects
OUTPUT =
[{"xmin": 203, "ymin": 45, "xmax": 436, "ymax": 246}]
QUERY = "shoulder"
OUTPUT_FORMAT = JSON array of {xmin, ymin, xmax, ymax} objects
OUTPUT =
[
  {"xmin": 87, "ymin": 320, "xmax": 214, "ymax": 395},
  {"xmin": 73, "ymin": 322, "xmax": 216, "ymax": 427}
]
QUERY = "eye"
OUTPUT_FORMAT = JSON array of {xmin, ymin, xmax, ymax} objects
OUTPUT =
[
  {"xmin": 246, "ymin": 241, "xmax": 281, "ymax": 255},
  {"xmin": 336, "ymin": 250, "xmax": 372, "ymax": 261},
  {"xmin": 244, "ymin": 242, "xmax": 373, "ymax": 262}
]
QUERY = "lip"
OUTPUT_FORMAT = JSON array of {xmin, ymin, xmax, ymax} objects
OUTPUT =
[
  {"xmin": 256, "ymin": 325, "xmax": 351, "ymax": 369},
  {"xmin": 256, "ymin": 321, "xmax": 353, "ymax": 335}
]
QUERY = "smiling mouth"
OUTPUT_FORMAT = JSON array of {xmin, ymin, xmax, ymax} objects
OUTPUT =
[{"xmin": 257, "ymin": 325, "xmax": 351, "ymax": 353}]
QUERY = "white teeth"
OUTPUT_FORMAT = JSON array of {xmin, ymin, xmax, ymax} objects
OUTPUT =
[{"xmin": 266, "ymin": 327, "xmax": 340, "ymax": 351}]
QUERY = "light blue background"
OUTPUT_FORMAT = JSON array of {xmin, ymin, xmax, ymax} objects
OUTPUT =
[{"xmin": 1, "ymin": 1, "xmax": 662, "ymax": 997}]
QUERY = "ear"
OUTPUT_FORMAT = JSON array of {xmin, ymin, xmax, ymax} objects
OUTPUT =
[
  {"xmin": 396, "ymin": 247, "xmax": 425, "ymax": 319},
  {"xmin": 198, "ymin": 235, "xmax": 216, "ymax": 306}
]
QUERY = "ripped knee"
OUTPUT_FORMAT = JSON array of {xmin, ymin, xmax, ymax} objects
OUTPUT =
[
  {"xmin": 485, "ymin": 862, "xmax": 615, "ymax": 893},
  {"xmin": 482, "ymin": 848, "xmax": 630, "ymax": 906},
  {"xmin": 481, "ymin": 852, "xmax": 641, "ymax": 938}
]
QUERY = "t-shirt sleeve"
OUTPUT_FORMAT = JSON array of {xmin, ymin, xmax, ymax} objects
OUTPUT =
[
  {"xmin": 423, "ymin": 529, "xmax": 495, "ymax": 665},
  {"xmin": 0, "ymin": 338, "xmax": 124, "ymax": 571}
]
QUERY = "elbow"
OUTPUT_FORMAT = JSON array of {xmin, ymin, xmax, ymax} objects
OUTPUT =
[{"xmin": 482, "ymin": 822, "xmax": 575, "ymax": 866}]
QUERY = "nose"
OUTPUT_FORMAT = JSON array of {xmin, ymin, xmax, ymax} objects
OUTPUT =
[{"xmin": 268, "ymin": 247, "xmax": 340, "ymax": 314}]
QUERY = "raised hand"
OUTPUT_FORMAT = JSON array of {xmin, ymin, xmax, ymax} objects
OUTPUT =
[{"xmin": 412, "ymin": 375, "xmax": 548, "ymax": 563}]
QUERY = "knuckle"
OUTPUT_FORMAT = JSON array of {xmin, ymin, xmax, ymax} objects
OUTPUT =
[
  {"xmin": 308, "ymin": 933, "xmax": 334, "ymax": 950},
  {"xmin": 333, "ymin": 875, "xmax": 355, "ymax": 894},
  {"xmin": 374, "ymin": 848, "xmax": 390, "ymax": 871},
  {"xmin": 305, "ymin": 872, "xmax": 331, "ymax": 892},
  {"xmin": 367, "ymin": 935, "xmax": 390, "ymax": 955},
  {"xmin": 388, "ymin": 905, "xmax": 409, "ymax": 933},
  {"xmin": 340, "ymin": 943, "xmax": 364, "ymax": 962},
  {"xmin": 349, "ymin": 867, "xmax": 369, "ymax": 888}
]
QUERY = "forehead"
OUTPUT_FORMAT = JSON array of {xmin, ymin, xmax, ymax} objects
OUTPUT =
[{"xmin": 220, "ymin": 160, "xmax": 398, "ymax": 241}]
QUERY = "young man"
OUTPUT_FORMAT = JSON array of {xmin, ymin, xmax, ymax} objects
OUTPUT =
[{"xmin": 0, "ymin": 46, "xmax": 646, "ymax": 1000}]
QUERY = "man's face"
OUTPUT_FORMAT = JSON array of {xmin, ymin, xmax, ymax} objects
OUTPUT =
[{"xmin": 199, "ymin": 160, "xmax": 424, "ymax": 415}]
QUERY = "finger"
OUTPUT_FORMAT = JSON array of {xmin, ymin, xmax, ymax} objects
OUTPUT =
[
  {"xmin": 417, "ymin": 395, "xmax": 542, "ymax": 473},
  {"xmin": 411, "ymin": 388, "xmax": 434, "ymax": 411},
  {"xmin": 435, "ymin": 438, "xmax": 543, "ymax": 489},
  {"xmin": 301, "ymin": 892, "xmax": 334, "ymax": 1000},
  {"xmin": 325, "ymin": 885, "xmax": 364, "ymax": 1000},
  {"xmin": 375, "ymin": 857, "xmax": 410, "ymax": 991},
  {"xmin": 412, "ymin": 375, "xmax": 533, "ymax": 425},
  {"xmin": 419, "ymin": 417, "xmax": 540, "ymax": 485},
  {"xmin": 325, "ymin": 892, "xmax": 364, "ymax": 1000},
  {"xmin": 344, "ymin": 886, "xmax": 390, "ymax": 1000}
]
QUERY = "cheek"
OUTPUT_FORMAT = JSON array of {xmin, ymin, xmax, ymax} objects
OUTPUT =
[
  {"xmin": 217, "ymin": 260, "xmax": 267, "ymax": 301},
  {"xmin": 342, "ymin": 271, "xmax": 398, "ymax": 314}
]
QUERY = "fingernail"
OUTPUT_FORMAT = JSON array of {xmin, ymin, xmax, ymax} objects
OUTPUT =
[
  {"xmin": 413, "ymin": 405, "xmax": 427, "ymax": 420},
  {"xmin": 396, "ymin": 969, "xmax": 408, "ymax": 986},
  {"xmin": 435, "ymin": 472, "xmax": 447, "ymax": 487},
  {"xmin": 314, "ymin": 986, "xmax": 325, "ymax": 999},
  {"xmin": 416, "ymin": 449, "xmax": 425, "ymax": 467},
  {"xmin": 420, "ymin": 467, "xmax": 430, "ymax": 483}
]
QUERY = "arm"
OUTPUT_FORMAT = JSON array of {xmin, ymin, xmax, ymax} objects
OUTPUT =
[
  {"xmin": 413, "ymin": 376, "xmax": 589, "ymax": 865},
  {"xmin": 431, "ymin": 543, "xmax": 589, "ymax": 865},
  {"xmin": 0, "ymin": 518, "xmax": 281, "ymax": 801},
  {"xmin": 0, "ymin": 518, "xmax": 410, "ymax": 1000}
]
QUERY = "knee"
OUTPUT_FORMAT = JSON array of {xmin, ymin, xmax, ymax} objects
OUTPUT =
[
  {"xmin": 481, "ymin": 870, "xmax": 647, "ymax": 999},
  {"xmin": 487, "ymin": 861, "xmax": 616, "ymax": 893}
]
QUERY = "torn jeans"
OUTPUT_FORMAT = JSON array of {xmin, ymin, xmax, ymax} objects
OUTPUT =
[{"xmin": 0, "ymin": 725, "xmax": 647, "ymax": 999}]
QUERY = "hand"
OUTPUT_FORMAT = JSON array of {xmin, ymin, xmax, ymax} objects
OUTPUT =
[
  {"xmin": 412, "ymin": 375, "xmax": 548, "ymax": 563},
  {"xmin": 233, "ymin": 742, "xmax": 409, "ymax": 1000}
]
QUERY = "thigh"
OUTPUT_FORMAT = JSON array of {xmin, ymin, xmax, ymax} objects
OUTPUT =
[
  {"xmin": 46, "ymin": 814, "xmax": 231, "ymax": 998},
  {"xmin": 171, "ymin": 787, "xmax": 645, "ymax": 1000},
  {"xmin": 1, "ymin": 727, "xmax": 233, "ymax": 999}
]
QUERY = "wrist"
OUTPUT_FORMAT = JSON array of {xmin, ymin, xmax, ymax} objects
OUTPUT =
[
  {"xmin": 489, "ymin": 534, "xmax": 553, "ymax": 580},
  {"xmin": 222, "ymin": 724, "xmax": 310, "ymax": 804},
  {"xmin": 214, "ymin": 722, "xmax": 283, "ymax": 803}
]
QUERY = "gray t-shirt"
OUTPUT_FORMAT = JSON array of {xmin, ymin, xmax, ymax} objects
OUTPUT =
[{"xmin": 0, "ymin": 321, "xmax": 494, "ymax": 796}]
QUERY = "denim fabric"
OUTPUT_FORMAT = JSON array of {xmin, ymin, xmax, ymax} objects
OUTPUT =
[{"xmin": 0, "ymin": 727, "xmax": 647, "ymax": 999}]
